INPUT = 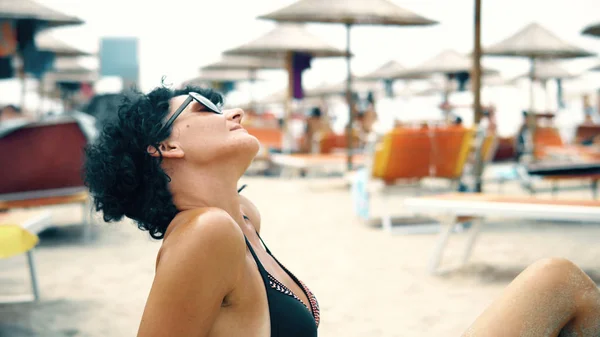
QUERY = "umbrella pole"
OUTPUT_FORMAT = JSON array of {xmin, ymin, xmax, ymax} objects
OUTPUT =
[
  {"xmin": 250, "ymin": 69, "xmax": 257, "ymax": 114},
  {"xmin": 444, "ymin": 76, "xmax": 451, "ymax": 123},
  {"xmin": 285, "ymin": 51, "xmax": 293, "ymax": 154},
  {"xmin": 345, "ymin": 23, "xmax": 354, "ymax": 171},
  {"xmin": 471, "ymin": 0, "xmax": 484, "ymax": 193},
  {"xmin": 527, "ymin": 57, "xmax": 537, "ymax": 160},
  {"xmin": 543, "ymin": 79, "xmax": 550, "ymax": 113}
]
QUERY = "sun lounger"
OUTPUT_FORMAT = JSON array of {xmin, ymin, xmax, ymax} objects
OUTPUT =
[
  {"xmin": 402, "ymin": 193, "xmax": 600, "ymax": 275},
  {"xmin": 0, "ymin": 116, "xmax": 96, "ymax": 240},
  {"xmin": 272, "ymin": 153, "xmax": 366, "ymax": 178},
  {"xmin": 0, "ymin": 210, "xmax": 53, "ymax": 303},
  {"xmin": 520, "ymin": 162, "xmax": 600, "ymax": 199}
]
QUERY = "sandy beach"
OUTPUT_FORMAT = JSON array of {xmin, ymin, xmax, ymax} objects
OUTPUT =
[{"xmin": 1, "ymin": 176, "xmax": 600, "ymax": 337}]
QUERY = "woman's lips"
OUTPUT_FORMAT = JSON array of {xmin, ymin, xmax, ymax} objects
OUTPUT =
[{"xmin": 230, "ymin": 125, "xmax": 247, "ymax": 132}]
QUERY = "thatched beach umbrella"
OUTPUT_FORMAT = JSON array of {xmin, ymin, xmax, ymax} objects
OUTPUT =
[
  {"xmin": 259, "ymin": 0, "xmax": 437, "ymax": 168},
  {"xmin": 0, "ymin": 0, "xmax": 83, "ymax": 112},
  {"xmin": 0, "ymin": 0, "xmax": 83, "ymax": 28},
  {"xmin": 223, "ymin": 23, "xmax": 347, "ymax": 151},
  {"xmin": 485, "ymin": 23, "xmax": 593, "ymax": 112},
  {"xmin": 201, "ymin": 56, "xmax": 285, "ymax": 110},
  {"xmin": 582, "ymin": 22, "xmax": 600, "ymax": 38},
  {"xmin": 359, "ymin": 60, "xmax": 428, "ymax": 98},
  {"xmin": 36, "ymin": 33, "xmax": 92, "ymax": 57},
  {"xmin": 395, "ymin": 49, "xmax": 497, "ymax": 121},
  {"xmin": 484, "ymin": 22, "xmax": 594, "ymax": 158},
  {"xmin": 512, "ymin": 60, "xmax": 578, "ymax": 109},
  {"xmin": 42, "ymin": 58, "xmax": 97, "ymax": 112},
  {"xmin": 309, "ymin": 76, "xmax": 379, "ymax": 97},
  {"xmin": 513, "ymin": 59, "xmax": 576, "ymax": 81},
  {"xmin": 32, "ymin": 33, "xmax": 93, "ymax": 111},
  {"xmin": 183, "ymin": 69, "xmax": 263, "ymax": 88},
  {"xmin": 397, "ymin": 49, "xmax": 498, "ymax": 78},
  {"xmin": 416, "ymin": 74, "xmax": 510, "ymax": 96},
  {"xmin": 201, "ymin": 56, "xmax": 284, "ymax": 71}
]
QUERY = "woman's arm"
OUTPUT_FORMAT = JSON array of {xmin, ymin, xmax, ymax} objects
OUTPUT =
[{"xmin": 137, "ymin": 209, "xmax": 246, "ymax": 337}]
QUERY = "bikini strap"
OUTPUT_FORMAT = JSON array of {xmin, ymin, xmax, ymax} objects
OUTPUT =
[
  {"xmin": 255, "ymin": 231, "xmax": 273, "ymax": 255},
  {"xmin": 244, "ymin": 236, "xmax": 268, "ymax": 276}
]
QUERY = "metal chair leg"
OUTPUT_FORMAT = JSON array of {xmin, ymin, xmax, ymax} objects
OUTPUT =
[{"xmin": 26, "ymin": 250, "xmax": 40, "ymax": 301}]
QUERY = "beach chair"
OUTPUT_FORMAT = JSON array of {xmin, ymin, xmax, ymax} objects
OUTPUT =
[
  {"xmin": 0, "ymin": 115, "xmax": 96, "ymax": 240},
  {"xmin": 270, "ymin": 131, "xmax": 363, "ymax": 178},
  {"xmin": 245, "ymin": 126, "xmax": 283, "ymax": 158},
  {"xmin": 574, "ymin": 124, "xmax": 600, "ymax": 144},
  {"xmin": 430, "ymin": 126, "xmax": 476, "ymax": 184},
  {"xmin": 533, "ymin": 126, "xmax": 564, "ymax": 160},
  {"xmin": 0, "ymin": 210, "xmax": 53, "ymax": 303},
  {"xmin": 403, "ymin": 193, "xmax": 600, "ymax": 275},
  {"xmin": 367, "ymin": 126, "xmax": 474, "ymax": 230}
]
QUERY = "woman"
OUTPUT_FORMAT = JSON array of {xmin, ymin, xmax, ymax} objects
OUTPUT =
[
  {"xmin": 301, "ymin": 106, "xmax": 331, "ymax": 153},
  {"xmin": 84, "ymin": 85, "xmax": 599, "ymax": 337}
]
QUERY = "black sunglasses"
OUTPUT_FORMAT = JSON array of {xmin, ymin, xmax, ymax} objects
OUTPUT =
[{"xmin": 158, "ymin": 92, "xmax": 222, "ymax": 136}]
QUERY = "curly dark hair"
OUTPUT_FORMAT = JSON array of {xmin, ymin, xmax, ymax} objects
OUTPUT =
[{"xmin": 84, "ymin": 85, "xmax": 224, "ymax": 239}]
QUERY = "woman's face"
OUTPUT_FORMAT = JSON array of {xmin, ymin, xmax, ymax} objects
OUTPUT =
[{"xmin": 164, "ymin": 94, "xmax": 260, "ymax": 166}]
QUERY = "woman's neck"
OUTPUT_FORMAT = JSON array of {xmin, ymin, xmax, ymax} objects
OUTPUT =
[{"xmin": 169, "ymin": 166, "xmax": 244, "ymax": 225}]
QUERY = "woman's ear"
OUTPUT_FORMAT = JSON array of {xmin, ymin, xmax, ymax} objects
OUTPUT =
[{"xmin": 147, "ymin": 141, "xmax": 184, "ymax": 159}]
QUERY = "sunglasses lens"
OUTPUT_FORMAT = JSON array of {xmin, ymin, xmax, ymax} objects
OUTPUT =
[{"xmin": 190, "ymin": 92, "xmax": 221, "ymax": 114}]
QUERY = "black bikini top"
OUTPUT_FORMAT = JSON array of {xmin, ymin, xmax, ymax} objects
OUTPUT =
[
  {"xmin": 238, "ymin": 184, "xmax": 320, "ymax": 336},
  {"xmin": 244, "ymin": 234, "xmax": 320, "ymax": 337}
]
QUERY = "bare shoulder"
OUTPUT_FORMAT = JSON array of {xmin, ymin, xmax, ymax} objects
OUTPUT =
[
  {"xmin": 239, "ymin": 194, "xmax": 262, "ymax": 233},
  {"xmin": 157, "ymin": 208, "xmax": 246, "ymax": 270},
  {"xmin": 138, "ymin": 209, "xmax": 247, "ymax": 336}
]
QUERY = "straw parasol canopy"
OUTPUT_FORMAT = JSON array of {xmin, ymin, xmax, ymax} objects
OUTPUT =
[
  {"xmin": 513, "ymin": 60, "xmax": 577, "ymax": 81},
  {"xmin": 308, "ymin": 77, "xmax": 379, "ymax": 97},
  {"xmin": 223, "ymin": 23, "xmax": 348, "ymax": 58},
  {"xmin": 223, "ymin": 23, "xmax": 348, "ymax": 151},
  {"xmin": 36, "ymin": 33, "xmax": 92, "ymax": 57},
  {"xmin": 0, "ymin": 0, "xmax": 83, "ymax": 28},
  {"xmin": 484, "ymin": 22, "xmax": 594, "ymax": 160},
  {"xmin": 201, "ymin": 56, "xmax": 284, "ymax": 71},
  {"xmin": 258, "ymin": 0, "xmax": 437, "ymax": 26},
  {"xmin": 45, "ymin": 69, "xmax": 97, "ymax": 84},
  {"xmin": 200, "ymin": 56, "xmax": 285, "ymax": 111},
  {"xmin": 360, "ymin": 60, "xmax": 427, "ymax": 80},
  {"xmin": 258, "ymin": 0, "xmax": 437, "ymax": 169},
  {"xmin": 397, "ymin": 49, "xmax": 498, "ymax": 78},
  {"xmin": 582, "ymin": 22, "xmax": 600, "ymax": 38},
  {"xmin": 484, "ymin": 22, "xmax": 594, "ymax": 110},
  {"xmin": 415, "ymin": 74, "xmax": 510, "ymax": 96},
  {"xmin": 485, "ymin": 23, "xmax": 595, "ymax": 59},
  {"xmin": 183, "ymin": 70, "xmax": 263, "ymax": 86}
]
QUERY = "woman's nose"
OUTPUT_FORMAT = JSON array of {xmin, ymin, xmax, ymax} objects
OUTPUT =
[{"xmin": 225, "ymin": 108, "xmax": 244, "ymax": 123}]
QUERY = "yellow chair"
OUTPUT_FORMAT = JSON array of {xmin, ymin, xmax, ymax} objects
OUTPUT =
[{"xmin": 0, "ymin": 210, "xmax": 52, "ymax": 303}]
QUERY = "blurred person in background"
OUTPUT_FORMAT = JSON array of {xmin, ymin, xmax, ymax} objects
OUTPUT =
[
  {"xmin": 84, "ymin": 85, "xmax": 599, "ymax": 337},
  {"xmin": 301, "ymin": 106, "xmax": 331, "ymax": 153},
  {"xmin": 583, "ymin": 94, "xmax": 595, "ymax": 125},
  {"xmin": 515, "ymin": 110, "xmax": 530, "ymax": 161}
]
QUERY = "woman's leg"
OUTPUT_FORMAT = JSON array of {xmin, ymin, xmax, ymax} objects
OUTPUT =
[{"xmin": 463, "ymin": 258, "xmax": 600, "ymax": 337}]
